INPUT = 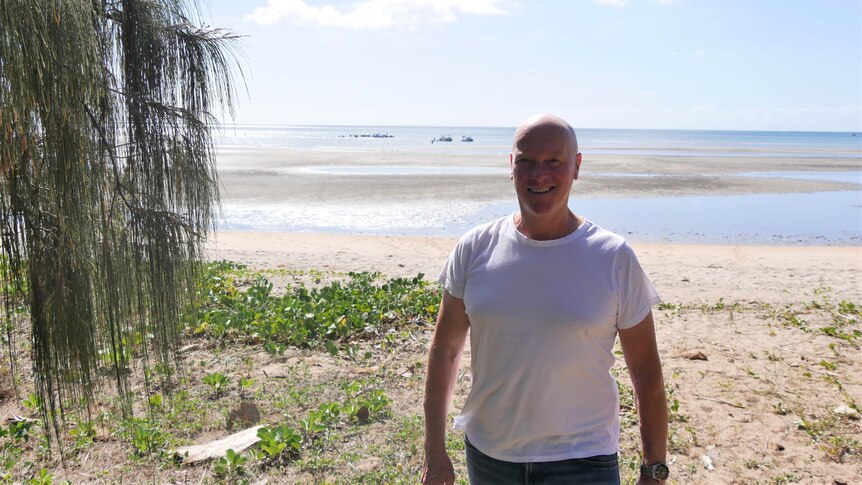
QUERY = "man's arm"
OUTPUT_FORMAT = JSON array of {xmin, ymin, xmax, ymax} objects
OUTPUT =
[
  {"xmin": 422, "ymin": 290, "xmax": 470, "ymax": 485},
  {"xmin": 619, "ymin": 310, "xmax": 668, "ymax": 484}
]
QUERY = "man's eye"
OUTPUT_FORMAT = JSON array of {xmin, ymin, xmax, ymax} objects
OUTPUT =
[
  {"xmin": 548, "ymin": 159, "xmax": 561, "ymax": 166},
  {"xmin": 515, "ymin": 159, "xmax": 530, "ymax": 164}
]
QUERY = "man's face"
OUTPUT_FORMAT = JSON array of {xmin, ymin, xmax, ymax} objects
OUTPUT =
[{"xmin": 509, "ymin": 123, "xmax": 582, "ymax": 219}]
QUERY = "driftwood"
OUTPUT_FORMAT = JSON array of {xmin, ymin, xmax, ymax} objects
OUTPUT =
[{"xmin": 175, "ymin": 425, "xmax": 264, "ymax": 464}]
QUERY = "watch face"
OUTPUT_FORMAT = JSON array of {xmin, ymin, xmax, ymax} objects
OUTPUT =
[{"xmin": 642, "ymin": 463, "xmax": 670, "ymax": 480}]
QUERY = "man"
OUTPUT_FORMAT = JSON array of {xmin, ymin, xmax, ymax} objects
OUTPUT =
[{"xmin": 422, "ymin": 114, "xmax": 668, "ymax": 484}]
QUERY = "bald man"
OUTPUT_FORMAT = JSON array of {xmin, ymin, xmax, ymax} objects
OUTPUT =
[{"xmin": 422, "ymin": 114, "xmax": 669, "ymax": 485}]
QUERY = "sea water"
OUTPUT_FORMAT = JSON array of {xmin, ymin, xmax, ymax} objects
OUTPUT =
[
  {"xmin": 215, "ymin": 125, "xmax": 862, "ymax": 158},
  {"xmin": 215, "ymin": 125, "xmax": 862, "ymax": 245}
]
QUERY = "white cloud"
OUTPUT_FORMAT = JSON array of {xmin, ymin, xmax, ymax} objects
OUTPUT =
[
  {"xmin": 591, "ymin": 0, "xmax": 628, "ymax": 6},
  {"xmin": 246, "ymin": 0, "xmax": 511, "ymax": 29}
]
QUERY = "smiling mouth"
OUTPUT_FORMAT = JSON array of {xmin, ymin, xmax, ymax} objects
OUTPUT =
[{"xmin": 528, "ymin": 187, "xmax": 554, "ymax": 194}]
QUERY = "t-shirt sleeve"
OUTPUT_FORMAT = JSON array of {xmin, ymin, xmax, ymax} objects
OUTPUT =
[
  {"xmin": 438, "ymin": 237, "xmax": 469, "ymax": 299},
  {"xmin": 614, "ymin": 242, "xmax": 661, "ymax": 329}
]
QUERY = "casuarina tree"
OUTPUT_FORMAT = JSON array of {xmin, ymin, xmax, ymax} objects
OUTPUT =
[{"xmin": 0, "ymin": 0, "xmax": 242, "ymax": 439}]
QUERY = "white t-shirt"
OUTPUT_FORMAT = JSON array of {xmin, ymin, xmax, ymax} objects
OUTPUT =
[{"xmin": 438, "ymin": 214, "xmax": 660, "ymax": 463}]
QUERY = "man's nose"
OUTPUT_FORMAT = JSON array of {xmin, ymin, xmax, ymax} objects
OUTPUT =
[{"xmin": 530, "ymin": 162, "xmax": 550, "ymax": 180}]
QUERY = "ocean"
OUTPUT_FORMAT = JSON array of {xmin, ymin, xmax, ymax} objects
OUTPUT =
[
  {"xmin": 215, "ymin": 125, "xmax": 862, "ymax": 158},
  {"xmin": 214, "ymin": 125, "xmax": 862, "ymax": 245}
]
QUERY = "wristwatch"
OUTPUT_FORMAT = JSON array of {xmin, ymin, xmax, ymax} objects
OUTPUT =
[{"xmin": 640, "ymin": 462, "xmax": 670, "ymax": 481}]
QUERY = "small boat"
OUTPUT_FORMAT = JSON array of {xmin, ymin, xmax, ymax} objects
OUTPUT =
[
  {"xmin": 435, "ymin": 135, "xmax": 453, "ymax": 142},
  {"xmin": 351, "ymin": 132, "xmax": 394, "ymax": 138},
  {"xmin": 461, "ymin": 136, "xmax": 474, "ymax": 142}
]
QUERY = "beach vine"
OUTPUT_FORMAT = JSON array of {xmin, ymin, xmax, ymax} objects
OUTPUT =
[{"xmin": 183, "ymin": 262, "xmax": 441, "ymax": 353}]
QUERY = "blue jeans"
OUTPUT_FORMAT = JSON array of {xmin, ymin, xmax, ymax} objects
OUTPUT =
[{"xmin": 465, "ymin": 436, "xmax": 621, "ymax": 485}]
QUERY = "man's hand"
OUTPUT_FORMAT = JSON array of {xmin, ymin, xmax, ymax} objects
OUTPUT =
[{"xmin": 421, "ymin": 450, "xmax": 456, "ymax": 485}]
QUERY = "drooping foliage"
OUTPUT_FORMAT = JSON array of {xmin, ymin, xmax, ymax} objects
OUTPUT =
[{"xmin": 0, "ymin": 0, "xmax": 242, "ymax": 438}]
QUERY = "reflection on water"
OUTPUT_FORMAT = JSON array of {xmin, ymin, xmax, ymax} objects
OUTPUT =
[
  {"xmin": 568, "ymin": 191, "xmax": 861, "ymax": 245},
  {"xmin": 219, "ymin": 189, "xmax": 862, "ymax": 245},
  {"xmin": 737, "ymin": 171, "xmax": 862, "ymax": 185},
  {"xmin": 220, "ymin": 199, "xmax": 490, "ymax": 235},
  {"xmin": 589, "ymin": 149, "xmax": 862, "ymax": 159}
]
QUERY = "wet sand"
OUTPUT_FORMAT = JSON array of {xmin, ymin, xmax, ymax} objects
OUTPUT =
[{"xmin": 215, "ymin": 147, "xmax": 861, "ymax": 206}]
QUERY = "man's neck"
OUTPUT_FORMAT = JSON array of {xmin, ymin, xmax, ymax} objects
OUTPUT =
[{"xmin": 514, "ymin": 210, "xmax": 581, "ymax": 241}]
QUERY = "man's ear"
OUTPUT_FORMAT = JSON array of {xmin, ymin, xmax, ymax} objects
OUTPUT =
[
  {"xmin": 509, "ymin": 153, "xmax": 514, "ymax": 180},
  {"xmin": 573, "ymin": 152, "xmax": 582, "ymax": 180}
]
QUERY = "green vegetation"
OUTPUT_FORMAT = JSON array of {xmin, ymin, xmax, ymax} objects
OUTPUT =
[
  {"xmin": 701, "ymin": 297, "xmax": 741, "ymax": 314},
  {"xmin": 771, "ymin": 472, "xmax": 799, "ymax": 484},
  {"xmin": 772, "ymin": 305, "xmax": 812, "ymax": 332},
  {"xmin": 214, "ymin": 448, "xmax": 249, "ymax": 482},
  {"xmin": 657, "ymin": 301, "xmax": 683, "ymax": 317},
  {"xmin": 203, "ymin": 372, "xmax": 232, "ymax": 398},
  {"xmin": 0, "ymin": 265, "xmax": 438, "ymax": 482},
  {"xmin": 186, "ymin": 262, "xmax": 440, "ymax": 353},
  {"xmin": 821, "ymin": 300, "xmax": 862, "ymax": 342},
  {"xmin": 762, "ymin": 296, "xmax": 862, "ymax": 343},
  {"xmin": 256, "ymin": 425, "xmax": 303, "ymax": 464},
  {"xmin": 26, "ymin": 468, "xmax": 55, "ymax": 485},
  {"xmin": 0, "ymin": 0, "xmax": 243, "ymax": 439},
  {"xmin": 796, "ymin": 413, "xmax": 860, "ymax": 463},
  {"xmin": 1, "ymin": 263, "xmax": 858, "ymax": 482}
]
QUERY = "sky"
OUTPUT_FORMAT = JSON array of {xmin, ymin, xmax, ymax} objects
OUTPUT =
[{"xmin": 204, "ymin": 0, "xmax": 862, "ymax": 131}]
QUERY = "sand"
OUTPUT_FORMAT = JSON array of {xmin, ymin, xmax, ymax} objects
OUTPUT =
[
  {"xmin": 202, "ymin": 146, "xmax": 862, "ymax": 483},
  {"xmin": 215, "ymin": 147, "xmax": 862, "ymax": 206},
  {"xmin": 204, "ymin": 233, "xmax": 862, "ymax": 483},
  {"xmin": 207, "ymin": 232, "xmax": 862, "ymax": 305},
  {"xmin": 205, "ymin": 233, "xmax": 862, "ymax": 484}
]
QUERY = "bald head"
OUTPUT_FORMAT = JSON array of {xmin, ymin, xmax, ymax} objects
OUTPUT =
[{"xmin": 512, "ymin": 114, "xmax": 578, "ymax": 155}]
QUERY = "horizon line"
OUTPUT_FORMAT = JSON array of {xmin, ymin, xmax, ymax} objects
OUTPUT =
[{"xmin": 213, "ymin": 123, "xmax": 862, "ymax": 135}]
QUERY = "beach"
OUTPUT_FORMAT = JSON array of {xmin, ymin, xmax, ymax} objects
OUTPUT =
[
  {"xmin": 213, "ymin": 143, "xmax": 862, "ymax": 243},
  {"xmin": 206, "ymin": 235, "xmax": 862, "ymax": 484},
  {"xmin": 208, "ymin": 231, "xmax": 862, "ymax": 305},
  {"xmin": 204, "ymin": 142, "xmax": 862, "ymax": 483},
  {"xmin": 208, "ymin": 141, "xmax": 861, "ymax": 300},
  {"xmin": 215, "ymin": 146, "xmax": 861, "ymax": 204}
]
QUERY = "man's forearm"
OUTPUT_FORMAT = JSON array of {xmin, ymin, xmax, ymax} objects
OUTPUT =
[
  {"xmin": 423, "ymin": 346, "xmax": 461, "ymax": 453},
  {"xmin": 620, "ymin": 313, "xmax": 668, "ymax": 467},
  {"xmin": 634, "ymin": 367, "xmax": 668, "ymax": 464}
]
